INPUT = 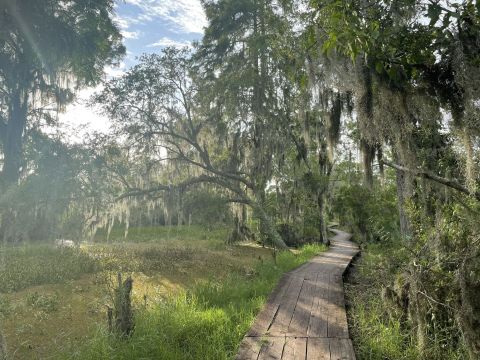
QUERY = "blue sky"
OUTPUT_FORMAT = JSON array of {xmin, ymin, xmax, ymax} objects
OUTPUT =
[
  {"xmin": 114, "ymin": 0, "xmax": 206, "ymax": 68},
  {"xmin": 60, "ymin": 0, "xmax": 206, "ymax": 139}
]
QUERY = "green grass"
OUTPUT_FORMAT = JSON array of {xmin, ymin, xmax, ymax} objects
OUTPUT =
[
  {"xmin": 0, "ymin": 245, "xmax": 97, "ymax": 292},
  {"xmin": 95, "ymin": 225, "xmax": 230, "ymax": 245},
  {"xmin": 0, "ymin": 225, "xmax": 326, "ymax": 359},
  {"xmin": 64, "ymin": 243, "xmax": 326, "ymax": 360},
  {"xmin": 0, "ymin": 225, "xmax": 228, "ymax": 293},
  {"xmin": 345, "ymin": 242, "xmax": 467, "ymax": 360}
]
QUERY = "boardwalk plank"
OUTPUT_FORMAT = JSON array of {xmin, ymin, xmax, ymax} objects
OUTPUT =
[
  {"xmin": 307, "ymin": 338, "xmax": 330, "ymax": 360},
  {"xmin": 282, "ymin": 337, "xmax": 307, "ymax": 360},
  {"xmin": 248, "ymin": 275, "xmax": 293, "ymax": 337},
  {"xmin": 308, "ymin": 272, "xmax": 329, "ymax": 338},
  {"xmin": 257, "ymin": 337, "xmax": 285, "ymax": 360},
  {"xmin": 236, "ymin": 337, "xmax": 262, "ymax": 360},
  {"xmin": 268, "ymin": 278, "xmax": 304, "ymax": 336},
  {"xmin": 329, "ymin": 338, "xmax": 355, "ymax": 360},
  {"xmin": 288, "ymin": 279, "xmax": 315, "ymax": 336}
]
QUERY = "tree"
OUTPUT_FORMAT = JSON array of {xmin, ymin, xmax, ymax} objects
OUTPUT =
[
  {"xmin": 196, "ymin": 0, "xmax": 298, "ymax": 243},
  {"xmin": 0, "ymin": 0, "xmax": 125, "ymax": 187},
  {"xmin": 0, "ymin": 130, "xmax": 122, "ymax": 242},
  {"xmin": 95, "ymin": 49, "xmax": 289, "ymax": 249}
]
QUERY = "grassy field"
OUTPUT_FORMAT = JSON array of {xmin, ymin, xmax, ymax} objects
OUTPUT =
[
  {"xmin": 0, "ymin": 225, "xmax": 326, "ymax": 359},
  {"xmin": 345, "ymin": 242, "xmax": 467, "ymax": 360}
]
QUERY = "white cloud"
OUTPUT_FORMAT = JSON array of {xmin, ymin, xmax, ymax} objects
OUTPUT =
[
  {"xmin": 148, "ymin": 37, "xmax": 192, "ymax": 48},
  {"xmin": 126, "ymin": 0, "xmax": 207, "ymax": 34},
  {"xmin": 114, "ymin": 14, "xmax": 136, "ymax": 31},
  {"xmin": 121, "ymin": 30, "xmax": 141, "ymax": 39}
]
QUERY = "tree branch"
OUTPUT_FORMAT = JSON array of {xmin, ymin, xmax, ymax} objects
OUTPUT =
[
  {"xmin": 381, "ymin": 159, "xmax": 480, "ymax": 201},
  {"xmin": 158, "ymin": 132, "xmax": 256, "ymax": 189},
  {"xmin": 116, "ymin": 174, "xmax": 245, "ymax": 201}
]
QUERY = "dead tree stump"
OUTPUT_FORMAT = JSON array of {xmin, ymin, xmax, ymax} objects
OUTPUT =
[{"xmin": 109, "ymin": 273, "xmax": 134, "ymax": 337}]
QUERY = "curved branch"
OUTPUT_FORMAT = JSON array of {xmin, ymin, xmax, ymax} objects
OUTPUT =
[
  {"xmin": 116, "ymin": 174, "xmax": 245, "ymax": 201},
  {"xmin": 381, "ymin": 159, "xmax": 480, "ymax": 201}
]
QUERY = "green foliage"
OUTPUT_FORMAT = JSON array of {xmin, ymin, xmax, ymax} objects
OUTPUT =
[
  {"xmin": 182, "ymin": 190, "xmax": 231, "ymax": 226},
  {"xmin": 276, "ymin": 223, "xmax": 303, "ymax": 247},
  {"xmin": 0, "ymin": 132, "xmax": 114, "ymax": 242},
  {"xmin": 0, "ymin": 0, "xmax": 125, "ymax": 187},
  {"xmin": 404, "ymin": 200, "xmax": 480, "ymax": 358},
  {"xmin": 331, "ymin": 180, "xmax": 400, "ymax": 243},
  {"xmin": 346, "ymin": 242, "xmax": 467, "ymax": 360}
]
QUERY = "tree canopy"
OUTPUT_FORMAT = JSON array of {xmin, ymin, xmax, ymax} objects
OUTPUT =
[{"xmin": 0, "ymin": 0, "xmax": 125, "ymax": 185}]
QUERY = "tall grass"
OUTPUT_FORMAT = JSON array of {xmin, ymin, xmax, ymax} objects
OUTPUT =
[
  {"xmin": 0, "ymin": 225, "xmax": 227, "ymax": 293},
  {"xmin": 0, "ymin": 245, "xmax": 97, "ymax": 292},
  {"xmin": 65, "ymin": 243, "xmax": 326, "ymax": 360}
]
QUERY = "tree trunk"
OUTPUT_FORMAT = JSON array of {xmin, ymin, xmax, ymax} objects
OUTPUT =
[
  {"xmin": 2, "ymin": 91, "xmax": 27, "ymax": 186},
  {"xmin": 395, "ymin": 168, "xmax": 411, "ymax": 242},
  {"xmin": 112, "ymin": 273, "xmax": 134, "ymax": 337},
  {"xmin": 317, "ymin": 190, "xmax": 330, "ymax": 245}
]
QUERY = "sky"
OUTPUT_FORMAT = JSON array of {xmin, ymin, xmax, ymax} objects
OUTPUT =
[{"xmin": 59, "ymin": 0, "xmax": 207, "ymax": 141}]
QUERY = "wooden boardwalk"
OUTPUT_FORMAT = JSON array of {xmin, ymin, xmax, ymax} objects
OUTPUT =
[{"xmin": 236, "ymin": 230, "xmax": 359, "ymax": 360}]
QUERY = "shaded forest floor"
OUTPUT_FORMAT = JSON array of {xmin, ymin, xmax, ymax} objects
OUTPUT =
[{"xmin": 0, "ymin": 225, "xmax": 326, "ymax": 359}]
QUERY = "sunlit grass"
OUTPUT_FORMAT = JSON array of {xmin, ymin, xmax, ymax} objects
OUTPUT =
[
  {"xmin": 94, "ymin": 225, "xmax": 230, "ymax": 245},
  {"xmin": 0, "ymin": 226, "xmax": 326, "ymax": 359},
  {"xmin": 64, "ymin": 243, "xmax": 327, "ymax": 360}
]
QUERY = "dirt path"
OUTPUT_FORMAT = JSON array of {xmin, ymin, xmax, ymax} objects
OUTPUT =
[{"xmin": 236, "ymin": 230, "xmax": 359, "ymax": 360}]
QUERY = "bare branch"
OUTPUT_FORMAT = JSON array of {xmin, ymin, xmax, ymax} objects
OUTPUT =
[{"xmin": 381, "ymin": 159, "xmax": 480, "ymax": 201}]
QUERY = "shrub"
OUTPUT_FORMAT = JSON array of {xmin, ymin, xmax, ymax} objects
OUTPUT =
[
  {"xmin": 276, "ymin": 223, "xmax": 305, "ymax": 247},
  {"xmin": 26, "ymin": 292, "xmax": 59, "ymax": 313}
]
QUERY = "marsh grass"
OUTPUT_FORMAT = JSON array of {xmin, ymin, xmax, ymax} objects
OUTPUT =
[
  {"xmin": 0, "ymin": 245, "xmax": 97, "ymax": 292},
  {"xmin": 65, "ymin": 243, "xmax": 326, "ymax": 360},
  {"xmin": 0, "ymin": 225, "xmax": 326, "ymax": 359},
  {"xmin": 95, "ymin": 225, "xmax": 229, "ymax": 245},
  {"xmin": 0, "ymin": 226, "xmax": 227, "ymax": 293}
]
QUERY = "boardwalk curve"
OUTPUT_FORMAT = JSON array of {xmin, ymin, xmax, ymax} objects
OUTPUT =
[{"xmin": 236, "ymin": 229, "xmax": 359, "ymax": 360}]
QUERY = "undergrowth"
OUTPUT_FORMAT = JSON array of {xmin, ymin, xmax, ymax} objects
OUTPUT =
[
  {"xmin": 345, "ymin": 241, "xmax": 467, "ymax": 360},
  {"xmin": 0, "ymin": 226, "xmax": 227, "ymax": 293}
]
